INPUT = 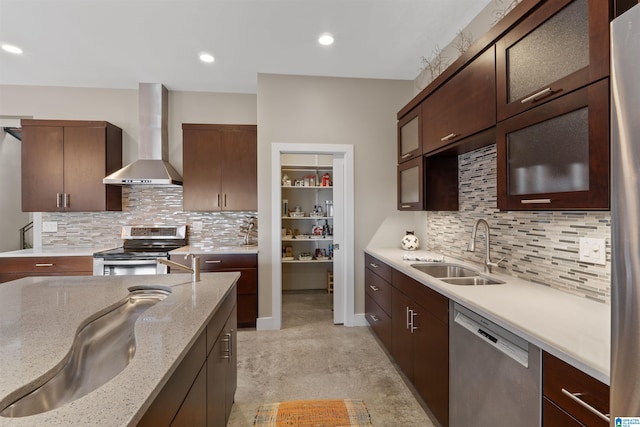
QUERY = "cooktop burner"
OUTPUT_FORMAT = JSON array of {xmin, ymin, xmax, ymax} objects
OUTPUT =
[{"xmin": 93, "ymin": 225, "xmax": 187, "ymax": 260}]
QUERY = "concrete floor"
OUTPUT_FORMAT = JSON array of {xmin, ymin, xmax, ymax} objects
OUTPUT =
[{"xmin": 227, "ymin": 291, "xmax": 437, "ymax": 426}]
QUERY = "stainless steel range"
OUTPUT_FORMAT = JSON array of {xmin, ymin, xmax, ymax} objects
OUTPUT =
[{"xmin": 93, "ymin": 226, "xmax": 187, "ymax": 276}]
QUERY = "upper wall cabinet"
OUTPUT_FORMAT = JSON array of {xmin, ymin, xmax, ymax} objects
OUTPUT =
[
  {"xmin": 496, "ymin": 78, "xmax": 609, "ymax": 210},
  {"xmin": 21, "ymin": 119, "xmax": 122, "ymax": 212},
  {"xmin": 496, "ymin": 0, "xmax": 610, "ymax": 121},
  {"xmin": 422, "ymin": 47, "xmax": 496, "ymax": 154},
  {"xmin": 182, "ymin": 124, "xmax": 257, "ymax": 212},
  {"xmin": 397, "ymin": 105, "xmax": 422, "ymax": 163}
]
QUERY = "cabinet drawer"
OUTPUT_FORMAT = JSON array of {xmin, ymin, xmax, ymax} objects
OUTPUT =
[
  {"xmin": 543, "ymin": 352, "xmax": 609, "ymax": 427},
  {"xmin": 365, "ymin": 269, "xmax": 391, "ymax": 316},
  {"xmin": 171, "ymin": 253, "xmax": 257, "ymax": 271},
  {"xmin": 0, "ymin": 256, "xmax": 93, "ymax": 274},
  {"xmin": 543, "ymin": 396, "xmax": 584, "ymax": 427},
  {"xmin": 364, "ymin": 254, "xmax": 391, "ymax": 282},
  {"xmin": 391, "ymin": 270, "xmax": 448, "ymax": 324},
  {"xmin": 365, "ymin": 293, "xmax": 391, "ymax": 351}
]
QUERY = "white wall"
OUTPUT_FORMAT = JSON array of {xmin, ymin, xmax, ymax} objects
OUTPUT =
[{"xmin": 256, "ymin": 74, "xmax": 414, "ymax": 318}]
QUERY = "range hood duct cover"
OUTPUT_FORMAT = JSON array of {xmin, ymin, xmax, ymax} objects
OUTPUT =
[{"xmin": 103, "ymin": 83, "xmax": 183, "ymax": 185}]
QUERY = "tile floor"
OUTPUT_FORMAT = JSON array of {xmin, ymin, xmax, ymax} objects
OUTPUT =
[{"xmin": 226, "ymin": 291, "xmax": 437, "ymax": 426}]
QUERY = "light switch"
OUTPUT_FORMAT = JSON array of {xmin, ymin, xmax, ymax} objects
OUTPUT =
[
  {"xmin": 579, "ymin": 237, "xmax": 606, "ymax": 265},
  {"xmin": 42, "ymin": 221, "xmax": 58, "ymax": 232},
  {"xmin": 192, "ymin": 221, "xmax": 203, "ymax": 231}
]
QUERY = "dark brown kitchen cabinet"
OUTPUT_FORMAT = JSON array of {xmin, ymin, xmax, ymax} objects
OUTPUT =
[
  {"xmin": 182, "ymin": 124, "xmax": 257, "ymax": 212},
  {"xmin": 422, "ymin": 46, "xmax": 496, "ymax": 154},
  {"xmin": 497, "ymin": 78, "xmax": 609, "ymax": 210},
  {"xmin": 139, "ymin": 286, "xmax": 236, "ymax": 427},
  {"xmin": 0, "ymin": 256, "xmax": 93, "ymax": 283},
  {"xmin": 496, "ymin": 0, "xmax": 610, "ymax": 121},
  {"xmin": 391, "ymin": 270, "xmax": 449, "ymax": 427},
  {"xmin": 21, "ymin": 119, "xmax": 122, "ymax": 212},
  {"xmin": 170, "ymin": 253, "xmax": 257, "ymax": 328},
  {"xmin": 542, "ymin": 352, "xmax": 610, "ymax": 427},
  {"xmin": 397, "ymin": 105, "xmax": 422, "ymax": 163},
  {"xmin": 397, "ymin": 156, "xmax": 424, "ymax": 211}
]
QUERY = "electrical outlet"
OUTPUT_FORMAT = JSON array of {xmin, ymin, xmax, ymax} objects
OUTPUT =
[
  {"xmin": 579, "ymin": 237, "xmax": 606, "ymax": 265},
  {"xmin": 192, "ymin": 221, "xmax": 203, "ymax": 231},
  {"xmin": 42, "ymin": 221, "xmax": 58, "ymax": 233}
]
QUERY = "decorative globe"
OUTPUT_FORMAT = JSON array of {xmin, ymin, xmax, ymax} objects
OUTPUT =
[{"xmin": 401, "ymin": 231, "xmax": 419, "ymax": 251}]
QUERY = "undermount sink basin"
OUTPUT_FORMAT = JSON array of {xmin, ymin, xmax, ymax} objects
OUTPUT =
[
  {"xmin": 440, "ymin": 276, "xmax": 505, "ymax": 286},
  {"xmin": 0, "ymin": 285, "xmax": 171, "ymax": 418},
  {"xmin": 411, "ymin": 263, "xmax": 478, "ymax": 278},
  {"xmin": 411, "ymin": 263, "xmax": 504, "ymax": 286}
]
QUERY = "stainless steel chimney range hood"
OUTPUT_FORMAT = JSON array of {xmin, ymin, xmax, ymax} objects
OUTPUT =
[{"xmin": 103, "ymin": 83, "xmax": 183, "ymax": 185}]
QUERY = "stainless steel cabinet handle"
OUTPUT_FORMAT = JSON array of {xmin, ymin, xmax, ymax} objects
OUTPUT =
[
  {"xmin": 221, "ymin": 332, "xmax": 232, "ymax": 359},
  {"xmin": 370, "ymin": 314, "xmax": 380, "ymax": 322},
  {"xmin": 205, "ymin": 260, "xmax": 222, "ymax": 264},
  {"xmin": 369, "ymin": 285, "xmax": 379, "ymax": 292},
  {"xmin": 64, "ymin": 193, "xmax": 69, "ymax": 208},
  {"xmin": 56, "ymin": 193, "xmax": 61, "ymax": 208},
  {"xmin": 560, "ymin": 388, "xmax": 610, "ymax": 423},
  {"xmin": 224, "ymin": 194, "xmax": 227, "ymax": 207},
  {"xmin": 369, "ymin": 263, "xmax": 379, "ymax": 268},
  {"xmin": 521, "ymin": 199, "xmax": 551, "ymax": 204},
  {"xmin": 401, "ymin": 153, "xmax": 412, "ymax": 159},
  {"xmin": 520, "ymin": 87, "xmax": 553, "ymax": 104},
  {"xmin": 401, "ymin": 204, "xmax": 412, "ymax": 208},
  {"xmin": 35, "ymin": 263, "xmax": 54, "ymax": 267},
  {"xmin": 440, "ymin": 132, "xmax": 458, "ymax": 142},
  {"xmin": 217, "ymin": 193, "xmax": 221, "ymax": 207},
  {"xmin": 408, "ymin": 309, "xmax": 418, "ymax": 333}
]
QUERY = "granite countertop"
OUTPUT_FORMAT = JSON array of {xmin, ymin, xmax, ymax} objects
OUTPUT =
[
  {"xmin": 0, "ymin": 247, "xmax": 115, "ymax": 258},
  {"xmin": 171, "ymin": 244, "xmax": 259, "ymax": 255},
  {"xmin": 0, "ymin": 272, "xmax": 239, "ymax": 426},
  {"xmin": 365, "ymin": 247, "xmax": 611, "ymax": 384}
]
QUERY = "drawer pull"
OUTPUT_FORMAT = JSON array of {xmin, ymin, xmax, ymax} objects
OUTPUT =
[
  {"xmin": 401, "ymin": 204, "xmax": 412, "ymax": 208},
  {"xmin": 560, "ymin": 388, "xmax": 610, "ymax": 423},
  {"xmin": 370, "ymin": 314, "xmax": 380, "ymax": 322},
  {"xmin": 440, "ymin": 132, "xmax": 459, "ymax": 142},
  {"xmin": 368, "ymin": 263, "xmax": 379, "ymax": 268},
  {"xmin": 521, "ymin": 198, "xmax": 551, "ymax": 204},
  {"xmin": 35, "ymin": 263, "xmax": 54, "ymax": 267},
  {"xmin": 520, "ymin": 87, "xmax": 553, "ymax": 104},
  {"xmin": 369, "ymin": 285, "xmax": 379, "ymax": 292},
  {"xmin": 401, "ymin": 153, "xmax": 412, "ymax": 159},
  {"xmin": 205, "ymin": 260, "xmax": 222, "ymax": 264}
]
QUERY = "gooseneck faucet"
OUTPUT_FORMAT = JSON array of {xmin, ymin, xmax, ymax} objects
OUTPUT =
[
  {"xmin": 467, "ymin": 219, "xmax": 503, "ymax": 273},
  {"xmin": 157, "ymin": 253, "xmax": 201, "ymax": 282}
]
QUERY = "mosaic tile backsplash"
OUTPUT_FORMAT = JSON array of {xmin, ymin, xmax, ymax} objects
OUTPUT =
[
  {"xmin": 427, "ymin": 145, "xmax": 611, "ymax": 304},
  {"xmin": 41, "ymin": 186, "xmax": 257, "ymax": 250}
]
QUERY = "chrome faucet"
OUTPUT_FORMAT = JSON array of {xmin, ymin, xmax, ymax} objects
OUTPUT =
[
  {"xmin": 467, "ymin": 219, "xmax": 503, "ymax": 273},
  {"xmin": 157, "ymin": 254, "xmax": 201, "ymax": 282}
]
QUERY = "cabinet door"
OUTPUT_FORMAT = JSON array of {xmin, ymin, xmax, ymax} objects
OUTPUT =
[
  {"xmin": 497, "ymin": 79, "xmax": 609, "ymax": 210},
  {"xmin": 182, "ymin": 128, "xmax": 223, "ymax": 211},
  {"xmin": 170, "ymin": 364, "xmax": 207, "ymax": 427},
  {"xmin": 63, "ymin": 126, "xmax": 109, "ymax": 211},
  {"xmin": 413, "ymin": 308, "xmax": 449, "ymax": 427},
  {"xmin": 221, "ymin": 126, "xmax": 257, "ymax": 211},
  {"xmin": 543, "ymin": 397, "xmax": 585, "ymax": 427},
  {"xmin": 207, "ymin": 330, "xmax": 228, "ymax": 427},
  {"xmin": 225, "ymin": 306, "xmax": 238, "ymax": 424},
  {"xmin": 21, "ymin": 125, "xmax": 64, "ymax": 212},
  {"xmin": 496, "ymin": 0, "xmax": 610, "ymax": 120},
  {"xmin": 398, "ymin": 105, "xmax": 422, "ymax": 163},
  {"xmin": 397, "ymin": 156, "xmax": 424, "ymax": 211},
  {"xmin": 425, "ymin": 154, "xmax": 458, "ymax": 211},
  {"xmin": 391, "ymin": 288, "xmax": 414, "ymax": 381},
  {"xmin": 423, "ymin": 46, "xmax": 496, "ymax": 153}
]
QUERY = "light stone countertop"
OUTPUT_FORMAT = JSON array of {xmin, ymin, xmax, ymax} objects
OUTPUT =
[
  {"xmin": 365, "ymin": 247, "xmax": 611, "ymax": 384},
  {"xmin": 171, "ymin": 245, "xmax": 259, "ymax": 255},
  {"xmin": 0, "ymin": 272, "xmax": 239, "ymax": 426},
  {"xmin": 0, "ymin": 247, "xmax": 115, "ymax": 258}
]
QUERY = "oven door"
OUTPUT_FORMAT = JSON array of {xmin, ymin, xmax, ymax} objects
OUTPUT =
[{"xmin": 93, "ymin": 258, "xmax": 168, "ymax": 276}]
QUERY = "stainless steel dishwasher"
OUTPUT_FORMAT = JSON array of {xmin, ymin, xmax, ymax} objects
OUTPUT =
[{"xmin": 450, "ymin": 303, "xmax": 541, "ymax": 427}]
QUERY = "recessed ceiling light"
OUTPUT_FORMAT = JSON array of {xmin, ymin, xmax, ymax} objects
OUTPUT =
[
  {"xmin": 2, "ymin": 44, "xmax": 23, "ymax": 54},
  {"xmin": 199, "ymin": 52, "xmax": 214, "ymax": 63},
  {"xmin": 318, "ymin": 33, "xmax": 334, "ymax": 46}
]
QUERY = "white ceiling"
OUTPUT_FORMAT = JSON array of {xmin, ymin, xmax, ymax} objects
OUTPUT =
[{"xmin": 0, "ymin": 0, "xmax": 491, "ymax": 94}]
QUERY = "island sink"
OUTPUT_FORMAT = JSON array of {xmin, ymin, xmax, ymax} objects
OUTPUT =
[{"xmin": 0, "ymin": 285, "xmax": 171, "ymax": 418}]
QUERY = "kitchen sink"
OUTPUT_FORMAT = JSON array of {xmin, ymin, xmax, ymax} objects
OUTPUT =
[
  {"xmin": 411, "ymin": 263, "xmax": 479, "ymax": 278},
  {"xmin": 441, "ymin": 277, "xmax": 505, "ymax": 286},
  {"xmin": 0, "ymin": 285, "xmax": 171, "ymax": 418}
]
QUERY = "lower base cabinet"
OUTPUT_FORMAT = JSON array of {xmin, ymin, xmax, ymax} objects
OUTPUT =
[
  {"xmin": 365, "ymin": 254, "xmax": 449, "ymax": 427},
  {"xmin": 138, "ymin": 287, "xmax": 237, "ymax": 427},
  {"xmin": 0, "ymin": 256, "xmax": 93, "ymax": 283}
]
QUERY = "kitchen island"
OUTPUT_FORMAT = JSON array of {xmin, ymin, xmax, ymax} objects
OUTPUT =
[{"xmin": 0, "ymin": 272, "xmax": 239, "ymax": 426}]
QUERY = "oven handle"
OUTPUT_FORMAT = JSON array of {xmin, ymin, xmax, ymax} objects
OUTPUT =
[{"xmin": 98, "ymin": 259, "xmax": 164, "ymax": 266}]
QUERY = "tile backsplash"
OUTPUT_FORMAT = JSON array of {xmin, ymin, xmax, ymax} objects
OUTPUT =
[
  {"xmin": 427, "ymin": 145, "xmax": 611, "ymax": 303},
  {"xmin": 41, "ymin": 186, "xmax": 257, "ymax": 249}
]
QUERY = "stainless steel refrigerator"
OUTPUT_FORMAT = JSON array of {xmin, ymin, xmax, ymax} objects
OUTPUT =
[{"xmin": 611, "ymin": 2, "xmax": 640, "ymax": 423}]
